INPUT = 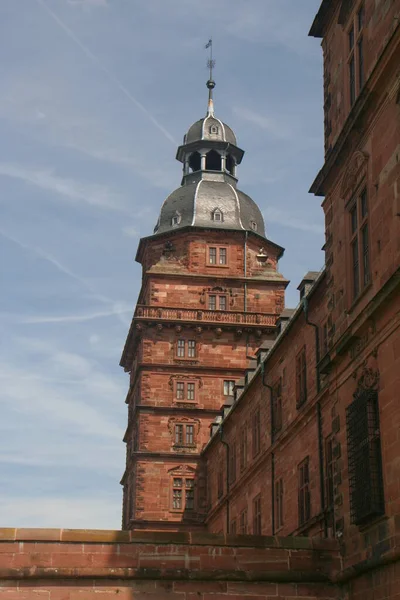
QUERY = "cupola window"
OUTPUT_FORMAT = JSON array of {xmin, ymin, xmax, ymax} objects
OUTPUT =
[
  {"xmin": 209, "ymin": 124, "xmax": 219, "ymax": 134},
  {"xmin": 226, "ymin": 154, "xmax": 235, "ymax": 176},
  {"xmin": 205, "ymin": 149, "xmax": 222, "ymax": 171},
  {"xmin": 189, "ymin": 151, "xmax": 201, "ymax": 173},
  {"xmin": 250, "ymin": 221, "xmax": 258, "ymax": 231},
  {"xmin": 171, "ymin": 212, "xmax": 181, "ymax": 227},
  {"xmin": 211, "ymin": 208, "xmax": 223, "ymax": 222}
]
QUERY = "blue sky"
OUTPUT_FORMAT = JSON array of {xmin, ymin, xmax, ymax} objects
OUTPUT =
[{"xmin": 0, "ymin": 0, "xmax": 324, "ymax": 529}]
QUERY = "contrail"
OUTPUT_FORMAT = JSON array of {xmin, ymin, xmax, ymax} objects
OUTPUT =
[{"xmin": 36, "ymin": 0, "xmax": 177, "ymax": 145}]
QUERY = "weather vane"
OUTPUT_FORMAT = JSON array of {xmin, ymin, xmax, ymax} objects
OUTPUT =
[{"xmin": 205, "ymin": 38, "xmax": 215, "ymax": 81}]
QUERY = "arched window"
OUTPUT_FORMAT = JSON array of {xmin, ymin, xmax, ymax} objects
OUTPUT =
[
  {"xmin": 189, "ymin": 151, "xmax": 201, "ymax": 172},
  {"xmin": 206, "ymin": 149, "xmax": 222, "ymax": 171},
  {"xmin": 209, "ymin": 124, "xmax": 219, "ymax": 135},
  {"xmin": 250, "ymin": 221, "xmax": 258, "ymax": 231},
  {"xmin": 171, "ymin": 212, "xmax": 181, "ymax": 227},
  {"xmin": 212, "ymin": 208, "xmax": 223, "ymax": 222},
  {"xmin": 226, "ymin": 154, "xmax": 235, "ymax": 175}
]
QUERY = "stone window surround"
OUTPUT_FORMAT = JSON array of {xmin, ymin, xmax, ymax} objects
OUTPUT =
[{"xmin": 207, "ymin": 244, "xmax": 229, "ymax": 268}]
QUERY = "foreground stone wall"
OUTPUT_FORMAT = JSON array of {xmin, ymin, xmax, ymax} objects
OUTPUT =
[{"xmin": 0, "ymin": 529, "xmax": 340, "ymax": 599}]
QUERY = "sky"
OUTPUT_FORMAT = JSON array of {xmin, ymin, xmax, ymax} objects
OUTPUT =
[{"xmin": 0, "ymin": 0, "xmax": 325, "ymax": 529}]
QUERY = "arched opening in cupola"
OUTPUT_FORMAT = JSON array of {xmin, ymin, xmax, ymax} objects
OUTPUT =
[
  {"xmin": 206, "ymin": 150, "xmax": 222, "ymax": 171},
  {"xmin": 226, "ymin": 154, "xmax": 235, "ymax": 175},
  {"xmin": 189, "ymin": 151, "xmax": 201, "ymax": 172}
]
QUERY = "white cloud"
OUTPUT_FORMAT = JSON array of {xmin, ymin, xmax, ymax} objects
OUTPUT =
[
  {"xmin": 233, "ymin": 106, "xmax": 293, "ymax": 140},
  {"xmin": 20, "ymin": 306, "xmax": 131, "ymax": 324},
  {"xmin": 0, "ymin": 162, "xmax": 127, "ymax": 211},
  {"xmin": 68, "ymin": 0, "xmax": 109, "ymax": 7}
]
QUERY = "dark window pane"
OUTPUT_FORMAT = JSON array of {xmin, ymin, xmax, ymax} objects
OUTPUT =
[
  {"xmin": 186, "ymin": 425, "xmax": 194, "ymax": 444},
  {"xmin": 175, "ymin": 424, "xmax": 183, "ymax": 444},
  {"xmin": 358, "ymin": 5, "xmax": 364, "ymax": 30},
  {"xmin": 209, "ymin": 247, "xmax": 217, "ymax": 264},
  {"xmin": 351, "ymin": 206, "xmax": 358, "ymax": 233},
  {"xmin": 185, "ymin": 488, "xmax": 194, "ymax": 510},
  {"xmin": 176, "ymin": 382, "xmax": 184, "ymax": 399},
  {"xmin": 219, "ymin": 247, "xmax": 227, "ymax": 265},
  {"xmin": 358, "ymin": 38, "xmax": 364, "ymax": 88},
  {"xmin": 224, "ymin": 380, "xmax": 235, "ymax": 396},
  {"xmin": 177, "ymin": 339, "xmax": 185, "ymax": 357},
  {"xmin": 352, "ymin": 238, "xmax": 360, "ymax": 298},
  {"xmin": 349, "ymin": 26, "xmax": 355, "ymax": 49},
  {"xmin": 187, "ymin": 383, "xmax": 195, "ymax": 401},
  {"xmin": 362, "ymin": 225, "xmax": 370, "ymax": 286},
  {"xmin": 209, "ymin": 295, "xmax": 216, "ymax": 310},
  {"xmin": 361, "ymin": 189, "xmax": 368, "ymax": 218},
  {"xmin": 349, "ymin": 56, "xmax": 356, "ymax": 105},
  {"xmin": 219, "ymin": 296, "xmax": 227, "ymax": 310}
]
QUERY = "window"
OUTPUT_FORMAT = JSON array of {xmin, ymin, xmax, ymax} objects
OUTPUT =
[
  {"xmin": 210, "ymin": 124, "xmax": 219, "ymax": 134},
  {"xmin": 349, "ymin": 188, "xmax": 370, "ymax": 301},
  {"xmin": 253, "ymin": 495, "xmax": 262, "ymax": 535},
  {"xmin": 212, "ymin": 208, "xmax": 223, "ymax": 222},
  {"xmin": 175, "ymin": 381, "xmax": 197, "ymax": 403},
  {"xmin": 321, "ymin": 322, "xmax": 328, "ymax": 356},
  {"xmin": 175, "ymin": 424, "xmax": 183, "ymax": 445},
  {"xmin": 171, "ymin": 212, "xmax": 181, "ymax": 226},
  {"xmin": 208, "ymin": 294, "xmax": 227, "ymax": 310},
  {"xmin": 217, "ymin": 467, "xmax": 224, "ymax": 498},
  {"xmin": 298, "ymin": 457, "xmax": 311, "ymax": 526},
  {"xmin": 172, "ymin": 477, "xmax": 195, "ymax": 511},
  {"xmin": 208, "ymin": 246, "xmax": 227, "ymax": 266},
  {"xmin": 224, "ymin": 380, "xmax": 235, "ymax": 397},
  {"xmin": 239, "ymin": 508, "xmax": 248, "ymax": 534},
  {"xmin": 296, "ymin": 348, "xmax": 307, "ymax": 408},
  {"xmin": 346, "ymin": 388, "xmax": 384, "ymax": 525},
  {"xmin": 348, "ymin": 3, "xmax": 365, "ymax": 106},
  {"xmin": 272, "ymin": 378, "xmax": 283, "ymax": 437},
  {"xmin": 173, "ymin": 423, "xmax": 195, "ymax": 447},
  {"xmin": 176, "ymin": 339, "xmax": 196, "ymax": 359},
  {"xmin": 250, "ymin": 221, "xmax": 258, "ymax": 231},
  {"xmin": 230, "ymin": 441, "xmax": 237, "ymax": 484},
  {"xmin": 239, "ymin": 425, "xmax": 247, "ymax": 472},
  {"xmin": 230, "ymin": 519, "xmax": 237, "ymax": 535},
  {"xmin": 325, "ymin": 436, "xmax": 334, "ymax": 510},
  {"xmin": 275, "ymin": 479, "xmax": 284, "ymax": 530},
  {"xmin": 252, "ymin": 409, "xmax": 261, "ymax": 457}
]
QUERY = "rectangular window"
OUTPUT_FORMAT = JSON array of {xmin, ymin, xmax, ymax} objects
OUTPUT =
[
  {"xmin": 230, "ymin": 441, "xmax": 237, "ymax": 484},
  {"xmin": 296, "ymin": 348, "xmax": 307, "ymax": 408},
  {"xmin": 217, "ymin": 467, "xmax": 223, "ymax": 498},
  {"xmin": 219, "ymin": 247, "xmax": 227, "ymax": 265},
  {"xmin": 275, "ymin": 478, "xmax": 284, "ymax": 530},
  {"xmin": 239, "ymin": 509, "xmax": 247, "ymax": 534},
  {"xmin": 187, "ymin": 383, "xmax": 195, "ymax": 401},
  {"xmin": 350, "ymin": 188, "xmax": 370, "ymax": 300},
  {"xmin": 252, "ymin": 409, "xmax": 261, "ymax": 457},
  {"xmin": 176, "ymin": 382, "xmax": 184, "ymax": 400},
  {"xmin": 172, "ymin": 478, "xmax": 183, "ymax": 509},
  {"xmin": 348, "ymin": 4, "xmax": 366, "ymax": 106},
  {"xmin": 177, "ymin": 339, "xmax": 185, "ymax": 358},
  {"xmin": 272, "ymin": 378, "xmax": 282, "ymax": 436},
  {"xmin": 230, "ymin": 519, "xmax": 237, "ymax": 535},
  {"xmin": 187, "ymin": 339, "xmax": 196, "ymax": 358},
  {"xmin": 209, "ymin": 247, "xmax": 217, "ymax": 264},
  {"xmin": 298, "ymin": 458, "xmax": 311, "ymax": 526},
  {"xmin": 218, "ymin": 295, "xmax": 227, "ymax": 310},
  {"xmin": 185, "ymin": 479, "xmax": 195, "ymax": 510},
  {"xmin": 253, "ymin": 495, "xmax": 262, "ymax": 535},
  {"xmin": 186, "ymin": 424, "xmax": 194, "ymax": 445},
  {"xmin": 224, "ymin": 380, "xmax": 235, "ymax": 396},
  {"xmin": 175, "ymin": 424, "xmax": 183, "ymax": 445},
  {"xmin": 239, "ymin": 425, "xmax": 247, "ymax": 472},
  {"xmin": 325, "ymin": 436, "xmax": 334, "ymax": 509},
  {"xmin": 209, "ymin": 295, "xmax": 216, "ymax": 310},
  {"xmin": 346, "ymin": 389, "xmax": 384, "ymax": 525}
]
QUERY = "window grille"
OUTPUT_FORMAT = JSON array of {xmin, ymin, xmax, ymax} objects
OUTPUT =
[
  {"xmin": 185, "ymin": 479, "xmax": 195, "ymax": 510},
  {"xmin": 346, "ymin": 389, "xmax": 384, "ymax": 525},
  {"xmin": 172, "ymin": 478, "xmax": 183, "ymax": 509}
]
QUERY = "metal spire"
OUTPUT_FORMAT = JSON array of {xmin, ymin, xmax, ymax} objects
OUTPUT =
[{"xmin": 205, "ymin": 38, "xmax": 215, "ymax": 116}]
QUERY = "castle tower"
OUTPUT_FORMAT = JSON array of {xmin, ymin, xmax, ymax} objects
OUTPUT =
[{"xmin": 120, "ymin": 76, "xmax": 288, "ymax": 531}]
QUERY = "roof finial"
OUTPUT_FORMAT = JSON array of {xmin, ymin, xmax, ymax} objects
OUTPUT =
[{"xmin": 205, "ymin": 38, "xmax": 215, "ymax": 116}]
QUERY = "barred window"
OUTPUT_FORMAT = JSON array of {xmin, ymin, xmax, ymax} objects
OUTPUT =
[
  {"xmin": 176, "ymin": 339, "xmax": 196, "ymax": 359},
  {"xmin": 209, "ymin": 295, "xmax": 216, "ymax": 310},
  {"xmin": 172, "ymin": 477, "xmax": 195, "ymax": 511},
  {"xmin": 349, "ymin": 188, "xmax": 370, "ymax": 300},
  {"xmin": 175, "ymin": 424, "xmax": 183, "ymax": 445},
  {"xmin": 296, "ymin": 348, "xmax": 307, "ymax": 408},
  {"xmin": 346, "ymin": 389, "xmax": 384, "ymax": 525},
  {"xmin": 272, "ymin": 377, "xmax": 282, "ymax": 436},
  {"xmin": 253, "ymin": 494, "xmax": 262, "ymax": 535},
  {"xmin": 185, "ymin": 479, "xmax": 195, "ymax": 510},
  {"xmin": 177, "ymin": 339, "xmax": 185, "ymax": 358},
  {"xmin": 176, "ymin": 382, "xmax": 184, "ymax": 400},
  {"xmin": 239, "ymin": 425, "xmax": 247, "ymax": 472},
  {"xmin": 187, "ymin": 383, "xmax": 195, "ymax": 401},
  {"xmin": 172, "ymin": 478, "xmax": 183, "ymax": 509},
  {"xmin": 275, "ymin": 478, "xmax": 284, "ymax": 530},
  {"xmin": 298, "ymin": 457, "xmax": 311, "ymax": 526},
  {"xmin": 187, "ymin": 340, "xmax": 196, "ymax": 358},
  {"xmin": 230, "ymin": 441, "xmax": 237, "ymax": 484},
  {"xmin": 186, "ymin": 424, "xmax": 194, "ymax": 445},
  {"xmin": 252, "ymin": 409, "xmax": 261, "ymax": 457}
]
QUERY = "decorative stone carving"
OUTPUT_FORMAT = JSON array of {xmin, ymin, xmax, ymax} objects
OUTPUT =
[{"xmin": 340, "ymin": 150, "xmax": 369, "ymax": 200}]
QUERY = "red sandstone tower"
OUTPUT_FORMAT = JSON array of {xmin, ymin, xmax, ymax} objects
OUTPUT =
[{"xmin": 120, "ymin": 76, "xmax": 287, "ymax": 531}]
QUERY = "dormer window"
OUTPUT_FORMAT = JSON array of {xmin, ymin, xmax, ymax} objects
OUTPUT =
[
  {"xmin": 250, "ymin": 221, "xmax": 258, "ymax": 231},
  {"xmin": 209, "ymin": 124, "xmax": 219, "ymax": 134},
  {"xmin": 212, "ymin": 208, "xmax": 223, "ymax": 222},
  {"xmin": 171, "ymin": 212, "xmax": 181, "ymax": 227}
]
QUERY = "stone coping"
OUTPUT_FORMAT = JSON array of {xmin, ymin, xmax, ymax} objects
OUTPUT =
[{"xmin": 0, "ymin": 528, "xmax": 338, "ymax": 550}]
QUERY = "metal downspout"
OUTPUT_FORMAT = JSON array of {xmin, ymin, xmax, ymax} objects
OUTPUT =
[
  {"xmin": 220, "ymin": 426, "xmax": 230, "ymax": 533},
  {"xmin": 262, "ymin": 361, "xmax": 275, "ymax": 535}
]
